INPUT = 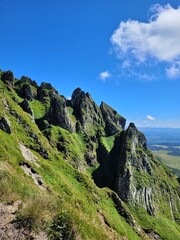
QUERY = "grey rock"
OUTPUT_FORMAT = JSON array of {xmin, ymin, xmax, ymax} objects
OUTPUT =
[
  {"xmin": 20, "ymin": 76, "xmax": 38, "ymax": 88},
  {"xmin": 46, "ymin": 93, "xmax": 75, "ymax": 132},
  {"xmin": 19, "ymin": 98, "xmax": 34, "ymax": 117},
  {"xmin": 100, "ymin": 101, "xmax": 126, "ymax": 136},
  {"xmin": 1, "ymin": 71, "xmax": 14, "ymax": 84},
  {"xmin": 37, "ymin": 82, "xmax": 58, "ymax": 103},
  {"xmin": 0, "ymin": 117, "xmax": 11, "ymax": 134},
  {"xmin": 15, "ymin": 76, "xmax": 38, "ymax": 100},
  {"xmin": 71, "ymin": 88, "xmax": 105, "ymax": 136},
  {"xmin": 93, "ymin": 123, "xmax": 155, "ymax": 215},
  {"xmin": 15, "ymin": 83, "xmax": 34, "ymax": 100}
]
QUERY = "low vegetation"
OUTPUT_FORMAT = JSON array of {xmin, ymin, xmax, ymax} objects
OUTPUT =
[{"xmin": 0, "ymin": 70, "xmax": 179, "ymax": 239}]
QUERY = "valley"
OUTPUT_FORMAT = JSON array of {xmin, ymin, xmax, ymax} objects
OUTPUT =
[{"xmin": 141, "ymin": 128, "xmax": 180, "ymax": 177}]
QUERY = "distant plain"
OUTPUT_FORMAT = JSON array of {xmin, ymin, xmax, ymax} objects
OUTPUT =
[{"xmin": 140, "ymin": 128, "xmax": 180, "ymax": 177}]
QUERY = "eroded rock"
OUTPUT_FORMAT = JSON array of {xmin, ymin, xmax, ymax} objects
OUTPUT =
[
  {"xmin": 19, "ymin": 98, "xmax": 34, "ymax": 118},
  {"xmin": 100, "ymin": 101, "xmax": 126, "ymax": 136},
  {"xmin": 19, "ymin": 162, "xmax": 45, "ymax": 189},
  {"xmin": 93, "ymin": 123, "xmax": 155, "ymax": 215},
  {"xmin": 0, "ymin": 116, "xmax": 11, "ymax": 134},
  {"xmin": 1, "ymin": 70, "xmax": 14, "ymax": 84},
  {"xmin": 45, "ymin": 94, "xmax": 75, "ymax": 132},
  {"xmin": 18, "ymin": 143, "xmax": 39, "ymax": 167},
  {"xmin": 37, "ymin": 82, "xmax": 57, "ymax": 103},
  {"xmin": 71, "ymin": 88, "xmax": 105, "ymax": 136},
  {"xmin": 15, "ymin": 76, "xmax": 37, "ymax": 100}
]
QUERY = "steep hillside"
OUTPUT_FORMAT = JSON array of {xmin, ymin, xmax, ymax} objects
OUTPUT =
[{"xmin": 0, "ymin": 69, "xmax": 179, "ymax": 240}]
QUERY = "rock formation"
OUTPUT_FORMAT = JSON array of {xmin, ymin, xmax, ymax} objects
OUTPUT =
[
  {"xmin": 37, "ymin": 82, "xmax": 57, "ymax": 103},
  {"xmin": 1, "ymin": 70, "xmax": 14, "ymax": 84},
  {"xmin": 93, "ymin": 123, "xmax": 180, "ymax": 217},
  {"xmin": 0, "ymin": 116, "xmax": 11, "ymax": 134},
  {"xmin": 45, "ymin": 93, "xmax": 75, "ymax": 132},
  {"xmin": 0, "ymin": 68, "xmax": 179, "ymax": 239},
  {"xmin": 71, "ymin": 88, "xmax": 105, "ymax": 136},
  {"xmin": 19, "ymin": 98, "xmax": 34, "ymax": 118},
  {"xmin": 100, "ymin": 101, "xmax": 126, "ymax": 136}
]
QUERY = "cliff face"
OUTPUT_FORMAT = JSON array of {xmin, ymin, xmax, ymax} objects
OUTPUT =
[
  {"xmin": 94, "ymin": 122, "xmax": 180, "ymax": 219},
  {"xmin": 71, "ymin": 88, "xmax": 106, "ymax": 136},
  {"xmin": 100, "ymin": 101, "xmax": 126, "ymax": 136},
  {"xmin": 0, "ymin": 69, "xmax": 180, "ymax": 240}
]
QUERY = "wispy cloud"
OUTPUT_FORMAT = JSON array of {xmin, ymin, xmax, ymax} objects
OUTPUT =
[
  {"xmin": 166, "ymin": 61, "xmax": 180, "ymax": 79},
  {"xmin": 147, "ymin": 115, "xmax": 155, "ymax": 121},
  {"xmin": 99, "ymin": 71, "xmax": 111, "ymax": 81},
  {"xmin": 111, "ymin": 4, "xmax": 180, "ymax": 79}
]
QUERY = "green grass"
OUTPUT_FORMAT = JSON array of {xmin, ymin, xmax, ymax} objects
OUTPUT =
[
  {"xmin": 100, "ymin": 134, "xmax": 116, "ymax": 152},
  {"xmin": 0, "ymin": 85, "xmax": 141, "ymax": 239},
  {"xmin": 131, "ymin": 206, "xmax": 180, "ymax": 240},
  {"xmin": 30, "ymin": 99, "xmax": 47, "ymax": 119},
  {"xmin": 0, "ymin": 77, "xmax": 179, "ymax": 239}
]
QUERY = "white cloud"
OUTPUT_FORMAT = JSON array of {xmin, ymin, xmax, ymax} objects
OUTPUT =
[
  {"xmin": 147, "ymin": 115, "xmax": 155, "ymax": 121},
  {"xmin": 99, "ymin": 71, "xmax": 111, "ymax": 81},
  {"xmin": 111, "ymin": 4, "xmax": 180, "ymax": 78},
  {"xmin": 166, "ymin": 62, "xmax": 180, "ymax": 79}
]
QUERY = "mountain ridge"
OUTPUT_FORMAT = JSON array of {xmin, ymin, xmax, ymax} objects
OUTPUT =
[{"xmin": 0, "ymin": 69, "xmax": 179, "ymax": 240}]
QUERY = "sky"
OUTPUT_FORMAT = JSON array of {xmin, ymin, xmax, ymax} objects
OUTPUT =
[{"xmin": 0, "ymin": 0, "xmax": 180, "ymax": 128}]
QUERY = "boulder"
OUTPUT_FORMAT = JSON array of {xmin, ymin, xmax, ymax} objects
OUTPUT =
[
  {"xmin": 19, "ymin": 98, "xmax": 34, "ymax": 118},
  {"xmin": 0, "ymin": 117, "xmax": 11, "ymax": 134},
  {"xmin": 1, "ymin": 71, "xmax": 14, "ymax": 84}
]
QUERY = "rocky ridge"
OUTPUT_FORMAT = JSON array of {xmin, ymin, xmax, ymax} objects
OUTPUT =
[{"xmin": 0, "ymin": 69, "xmax": 180, "ymax": 239}]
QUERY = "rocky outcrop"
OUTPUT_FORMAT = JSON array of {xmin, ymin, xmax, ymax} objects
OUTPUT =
[
  {"xmin": 19, "ymin": 98, "xmax": 34, "ymax": 118},
  {"xmin": 0, "ymin": 116, "xmax": 11, "ymax": 134},
  {"xmin": 100, "ymin": 102, "xmax": 126, "ymax": 136},
  {"xmin": 112, "ymin": 123, "xmax": 153, "ymax": 207},
  {"xmin": 45, "ymin": 93, "xmax": 75, "ymax": 132},
  {"xmin": 20, "ymin": 76, "xmax": 38, "ymax": 88},
  {"xmin": 37, "ymin": 82, "xmax": 58, "ymax": 103},
  {"xmin": 71, "ymin": 88, "xmax": 105, "ymax": 136},
  {"xmin": 1, "ymin": 70, "xmax": 14, "ymax": 84},
  {"xmin": 84, "ymin": 140, "xmax": 97, "ymax": 166},
  {"xmin": 16, "ymin": 83, "xmax": 34, "ymax": 100},
  {"xmin": 15, "ymin": 76, "xmax": 37, "ymax": 100},
  {"xmin": 19, "ymin": 161, "xmax": 45, "ymax": 189},
  {"xmin": 93, "ymin": 123, "xmax": 180, "ymax": 216}
]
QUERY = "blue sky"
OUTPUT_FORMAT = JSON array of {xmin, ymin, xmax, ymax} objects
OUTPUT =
[{"xmin": 1, "ymin": 0, "xmax": 180, "ymax": 128}]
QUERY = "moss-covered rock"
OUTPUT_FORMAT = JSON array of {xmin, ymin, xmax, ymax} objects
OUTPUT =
[
  {"xmin": 100, "ymin": 101, "xmax": 126, "ymax": 136},
  {"xmin": 1, "ymin": 70, "xmax": 14, "ymax": 84},
  {"xmin": 71, "ymin": 88, "xmax": 105, "ymax": 136},
  {"xmin": 0, "ymin": 68, "xmax": 179, "ymax": 240},
  {"xmin": 93, "ymin": 122, "xmax": 180, "ymax": 221},
  {"xmin": 45, "ymin": 94, "xmax": 75, "ymax": 133}
]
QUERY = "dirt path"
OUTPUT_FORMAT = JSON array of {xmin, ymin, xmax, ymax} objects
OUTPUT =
[{"xmin": 0, "ymin": 201, "xmax": 47, "ymax": 240}]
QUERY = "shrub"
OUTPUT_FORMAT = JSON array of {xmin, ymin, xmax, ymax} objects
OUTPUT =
[{"xmin": 48, "ymin": 211, "xmax": 77, "ymax": 240}]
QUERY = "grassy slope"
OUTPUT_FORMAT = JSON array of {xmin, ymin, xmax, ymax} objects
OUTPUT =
[
  {"xmin": 100, "ymin": 135, "xmax": 116, "ymax": 153},
  {"xmin": 0, "ymin": 81, "xmax": 141, "ymax": 239},
  {"xmin": 0, "ymin": 78, "xmax": 180, "ymax": 239}
]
